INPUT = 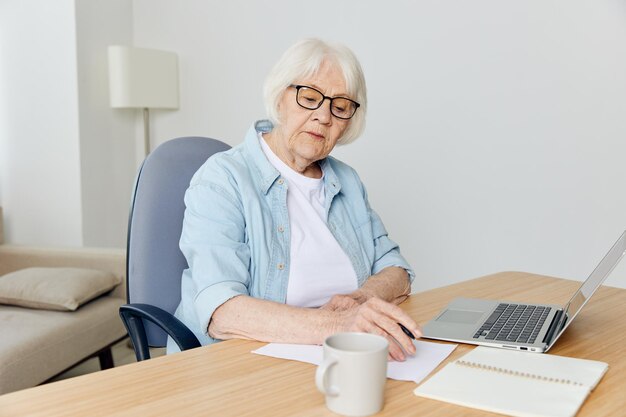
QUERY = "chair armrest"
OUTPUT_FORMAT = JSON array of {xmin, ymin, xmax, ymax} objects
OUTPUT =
[
  {"xmin": 0, "ymin": 245, "xmax": 126, "ymax": 299},
  {"xmin": 119, "ymin": 303, "xmax": 201, "ymax": 361}
]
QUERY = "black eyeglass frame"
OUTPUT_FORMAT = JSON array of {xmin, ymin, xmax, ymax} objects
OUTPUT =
[{"xmin": 288, "ymin": 84, "xmax": 361, "ymax": 120}]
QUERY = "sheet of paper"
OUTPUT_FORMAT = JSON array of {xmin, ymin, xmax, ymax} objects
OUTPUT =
[{"xmin": 252, "ymin": 339, "xmax": 457, "ymax": 383}]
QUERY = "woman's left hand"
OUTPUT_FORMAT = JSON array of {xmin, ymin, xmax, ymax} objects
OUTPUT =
[
  {"xmin": 320, "ymin": 294, "xmax": 362, "ymax": 311},
  {"xmin": 321, "ymin": 266, "xmax": 410, "ymax": 311}
]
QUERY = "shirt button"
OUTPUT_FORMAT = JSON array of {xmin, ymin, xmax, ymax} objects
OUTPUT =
[
  {"xmin": 278, "ymin": 225, "xmax": 284, "ymax": 233},
  {"xmin": 277, "ymin": 178, "xmax": 284, "ymax": 185},
  {"xmin": 277, "ymin": 263, "xmax": 285, "ymax": 270}
]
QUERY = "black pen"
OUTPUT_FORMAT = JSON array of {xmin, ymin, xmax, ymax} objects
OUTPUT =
[{"xmin": 398, "ymin": 323, "xmax": 415, "ymax": 339}]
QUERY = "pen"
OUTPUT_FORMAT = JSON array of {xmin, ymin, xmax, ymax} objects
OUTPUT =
[{"xmin": 398, "ymin": 323, "xmax": 415, "ymax": 339}]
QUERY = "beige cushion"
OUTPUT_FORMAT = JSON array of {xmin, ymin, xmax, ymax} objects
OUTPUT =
[{"xmin": 0, "ymin": 267, "xmax": 121, "ymax": 311}]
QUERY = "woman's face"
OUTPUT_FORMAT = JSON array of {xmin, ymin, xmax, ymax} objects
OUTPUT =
[{"xmin": 270, "ymin": 60, "xmax": 352, "ymax": 174}]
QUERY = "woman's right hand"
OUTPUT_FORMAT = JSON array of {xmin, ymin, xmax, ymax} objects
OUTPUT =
[{"xmin": 331, "ymin": 297, "xmax": 422, "ymax": 361}]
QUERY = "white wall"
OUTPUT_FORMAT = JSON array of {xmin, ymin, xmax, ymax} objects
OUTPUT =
[
  {"xmin": 75, "ymin": 0, "xmax": 136, "ymax": 248},
  {"xmin": 0, "ymin": 0, "xmax": 84, "ymax": 246},
  {"xmin": 133, "ymin": 0, "xmax": 626, "ymax": 290},
  {"xmin": 0, "ymin": 0, "xmax": 136, "ymax": 248},
  {"xmin": 1, "ymin": 1, "xmax": 624, "ymax": 291}
]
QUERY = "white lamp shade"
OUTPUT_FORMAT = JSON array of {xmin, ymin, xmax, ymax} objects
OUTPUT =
[{"xmin": 108, "ymin": 45, "xmax": 179, "ymax": 109}]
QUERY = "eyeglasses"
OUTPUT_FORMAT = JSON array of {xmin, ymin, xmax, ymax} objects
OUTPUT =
[{"xmin": 289, "ymin": 84, "xmax": 360, "ymax": 120}]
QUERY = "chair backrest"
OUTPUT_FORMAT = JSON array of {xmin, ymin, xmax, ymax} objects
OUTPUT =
[{"xmin": 126, "ymin": 137, "xmax": 231, "ymax": 346}]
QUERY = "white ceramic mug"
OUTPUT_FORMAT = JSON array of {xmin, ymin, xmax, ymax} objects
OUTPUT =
[{"xmin": 316, "ymin": 332, "xmax": 389, "ymax": 416}]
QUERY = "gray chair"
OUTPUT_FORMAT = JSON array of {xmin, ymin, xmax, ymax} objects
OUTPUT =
[{"xmin": 119, "ymin": 137, "xmax": 231, "ymax": 361}]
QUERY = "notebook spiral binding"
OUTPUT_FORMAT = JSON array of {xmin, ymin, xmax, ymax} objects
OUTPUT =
[{"xmin": 455, "ymin": 360, "xmax": 584, "ymax": 386}]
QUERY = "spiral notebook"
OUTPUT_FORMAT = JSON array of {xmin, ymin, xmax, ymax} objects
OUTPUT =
[{"xmin": 414, "ymin": 346, "xmax": 608, "ymax": 417}]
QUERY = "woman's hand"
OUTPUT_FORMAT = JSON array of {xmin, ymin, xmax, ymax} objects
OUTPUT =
[
  {"xmin": 331, "ymin": 297, "xmax": 422, "ymax": 361},
  {"xmin": 320, "ymin": 293, "xmax": 365, "ymax": 311},
  {"xmin": 321, "ymin": 267, "xmax": 410, "ymax": 311}
]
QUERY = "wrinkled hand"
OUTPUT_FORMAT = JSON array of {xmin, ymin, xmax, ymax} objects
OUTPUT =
[
  {"xmin": 320, "ymin": 294, "xmax": 362, "ymax": 311},
  {"xmin": 332, "ymin": 297, "xmax": 422, "ymax": 361}
]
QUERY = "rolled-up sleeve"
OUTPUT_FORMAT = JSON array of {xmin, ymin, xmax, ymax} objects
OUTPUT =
[
  {"xmin": 179, "ymin": 172, "xmax": 251, "ymax": 338},
  {"xmin": 352, "ymin": 173, "xmax": 414, "ymax": 284},
  {"xmin": 368, "ymin": 206, "xmax": 415, "ymax": 284}
]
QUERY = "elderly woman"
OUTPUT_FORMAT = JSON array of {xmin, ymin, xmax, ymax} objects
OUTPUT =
[{"xmin": 171, "ymin": 38, "xmax": 420, "ymax": 361}]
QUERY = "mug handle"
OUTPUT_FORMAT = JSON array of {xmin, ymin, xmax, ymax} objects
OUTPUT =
[{"xmin": 315, "ymin": 357, "xmax": 339, "ymax": 396}]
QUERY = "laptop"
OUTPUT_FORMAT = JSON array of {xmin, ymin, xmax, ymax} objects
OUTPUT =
[{"xmin": 422, "ymin": 230, "xmax": 626, "ymax": 353}]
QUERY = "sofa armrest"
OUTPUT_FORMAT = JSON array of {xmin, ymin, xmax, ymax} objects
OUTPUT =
[{"xmin": 0, "ymin": 245, "xmax": 126, "ymax": 300}]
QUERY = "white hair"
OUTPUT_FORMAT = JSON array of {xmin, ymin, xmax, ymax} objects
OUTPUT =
[{"xmin": 263, "ymin": 38, "xmax": 367, "ymax": 145}]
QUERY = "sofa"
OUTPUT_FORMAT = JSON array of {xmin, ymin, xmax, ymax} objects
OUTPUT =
[{"xmin": 0, "ymin": 240, "xmax": 127, "ymax": 395}]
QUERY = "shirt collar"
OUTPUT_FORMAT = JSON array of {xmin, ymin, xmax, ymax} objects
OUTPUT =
[
  {"xmin": 319, "ymin": 157, "xmax": 341, "ymax": 198},
  {"xmin": 244, "ymin": 120, "xmax": 280, "ymax": 194}
]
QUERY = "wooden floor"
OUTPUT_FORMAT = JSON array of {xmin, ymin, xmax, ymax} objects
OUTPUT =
[{"xmin": 49, "ymin": 339, "xmax": 166, "ymax": 382}]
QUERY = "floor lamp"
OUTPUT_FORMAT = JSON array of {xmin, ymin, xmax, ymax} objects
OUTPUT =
[{"xmin": 108, "ymin": 46, "xmax": 179, "ymax": 156}]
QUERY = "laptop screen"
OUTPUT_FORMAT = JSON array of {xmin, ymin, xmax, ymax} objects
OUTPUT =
[{"xmin": 553, "ymin": 231, "xmax": 626, "ymax": 341}]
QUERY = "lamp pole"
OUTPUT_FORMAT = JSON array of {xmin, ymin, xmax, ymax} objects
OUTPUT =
[{"xmin": 142, "ymin": 107, "xmax": 150, "ymax": 156}]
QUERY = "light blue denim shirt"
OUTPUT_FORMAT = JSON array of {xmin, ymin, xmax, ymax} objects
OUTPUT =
[{"xmin": 172, "ymin": 120, "xmax": 414, "ymax": 348}]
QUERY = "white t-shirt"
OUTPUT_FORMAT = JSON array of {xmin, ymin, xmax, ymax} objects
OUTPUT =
[{"xmin": 259, "ymin": 134, "xmax": 358, "ymax": 307}]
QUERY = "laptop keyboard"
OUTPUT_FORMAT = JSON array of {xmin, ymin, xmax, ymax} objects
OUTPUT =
[{"xmin": 473, "ymin": 303, "xmax": 551, "ymax": 344}]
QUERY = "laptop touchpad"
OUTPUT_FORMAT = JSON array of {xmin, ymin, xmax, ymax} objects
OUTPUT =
[{"xmin": 436, "ymin": 309, "xmax": 484, "ymax": 325}]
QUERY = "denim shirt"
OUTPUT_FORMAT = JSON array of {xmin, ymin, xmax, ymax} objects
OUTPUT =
[{"xmin": 172, "ymin": 120, "xmax": 415, "ymax": 347}]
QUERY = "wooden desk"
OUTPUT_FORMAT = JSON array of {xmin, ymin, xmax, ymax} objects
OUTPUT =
[{"xmin": 1, "ymin": 272, "xmax": 625, "ymax": 416}]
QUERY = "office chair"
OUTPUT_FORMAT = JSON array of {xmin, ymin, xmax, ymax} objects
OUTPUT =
[{"xmin": 119, "ymin": 137, "xmax": 231, "ymax": 361}]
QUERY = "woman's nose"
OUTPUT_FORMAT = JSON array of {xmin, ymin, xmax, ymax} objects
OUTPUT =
[{"xmin": 312, "ymin": 98, "xmax": 332, "ymax": 123}]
